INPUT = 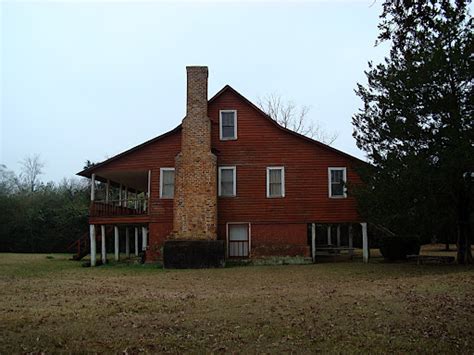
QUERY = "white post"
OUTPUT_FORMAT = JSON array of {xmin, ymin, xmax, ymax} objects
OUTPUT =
[
  {"xmin": 101, "ymin": 225, "xmax": 107, "ymax": 264},
  {"xmin": 146, "ymin": 170, "xmax": 151, "ymax": 212},
  {"xmin": 89, "ymin": 224, "xmax": 96, "ymax": 267},
  {"xmin": 125, "ymin": 227, "xmax": 130, "ymax": 258},
  {"xmin": 336, "ymin": 225, "xmax": 341, "ymax": 247},
  {"xmin": 327, "ymin": 225, "xmax": 332, "ymax": 245},
  {"xmin": 142, "ymin": 226, "xmax": 148, "ymax": 251},
  {"xmin": 147, "ymin": 170, "xmax": 151, "ymax": 199},
  {"xmin": 119, "ymin": 184, "xmax": 122, "ymax": 206},
  {"xmin": 105, "ymin": 179, "xmax": 110, "ymax": 203},
  {"xmin": 361, "ymin": 222, "xmax": 369, "ymax": 263},
  {"xmin": 348, "ymin": 224, "xmax": 354, "ymax": 257},
  {"xmin": 114, "ymin": 226, "xmax": 120, "ymax": 261},
  {"xmin": 311, "ymin": 223, "xmax": 316, "ymax": 263},
  {"xmin": 134, "ymin": 227, "xmax": 139, "ymax": 256},
  {"xmin": 90, "ymin": 173, "xmax": 96, "ymax": 201},
  {"xmin": 124, "ymin": 187, "xmax": 128, "ymax": 208}
]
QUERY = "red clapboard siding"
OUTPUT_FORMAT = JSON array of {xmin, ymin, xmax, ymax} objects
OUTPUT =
[{"xmin": 209, "ymin": 88, "xmax": 361, "ymax": 226}]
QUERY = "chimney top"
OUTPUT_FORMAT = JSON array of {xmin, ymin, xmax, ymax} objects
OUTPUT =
[{"xmin": 186, "ymin": 66, "xmax": 208, "ymax": 74}]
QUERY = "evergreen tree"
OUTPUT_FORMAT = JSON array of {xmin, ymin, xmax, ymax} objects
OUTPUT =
[{"xmin": 353, "ymin": 0, "xmax": 473, "ymax": 263}]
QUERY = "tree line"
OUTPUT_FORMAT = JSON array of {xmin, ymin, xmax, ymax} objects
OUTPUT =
[{"xmin": 0, "ymin": 157, "xmax": 90, "ymax": 253}]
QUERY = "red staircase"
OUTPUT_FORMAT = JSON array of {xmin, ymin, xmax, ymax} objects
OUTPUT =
[
  {"xmin": 67, "ymin": 226, "xmax": 113, "ymax": 261},
  {"xmin": 67, "ymin": 232, "xmax": 90, "ymax": 260}
]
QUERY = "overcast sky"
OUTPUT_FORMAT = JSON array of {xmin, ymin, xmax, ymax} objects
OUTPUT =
[{"xmin": 1, "ymin": 0, "xmax": 389, "ymax": 183}]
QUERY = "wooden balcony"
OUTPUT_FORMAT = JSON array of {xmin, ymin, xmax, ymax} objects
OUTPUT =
[{"xmin": 90, "ymin": 198, "xmax": 149, "ymax": 218}]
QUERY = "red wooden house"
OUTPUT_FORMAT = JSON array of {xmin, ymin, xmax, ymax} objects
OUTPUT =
[{"xmin": 77, "ymin": 66, "xmax": 369, "ymax": 267}]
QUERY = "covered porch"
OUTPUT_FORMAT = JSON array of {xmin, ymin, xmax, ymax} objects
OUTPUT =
[
  {"xmin": 89, "ymin": 170, "xmax": 151, "ymax": 217},
  {"xmin": 309, "ymin": 222, "xmax": 370, "ymax": 263},
  {"xmin": 88, "ymin": 224, "xmax": 150, "ymax": 266}
]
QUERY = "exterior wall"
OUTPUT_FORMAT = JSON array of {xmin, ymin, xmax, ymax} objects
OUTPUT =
[
  {"xmin": 147, "ymin": 222, "xmax": 173, "ymax": 262},
  {"xmin": 87, "ymin": 88, "xmax": 362, "ymax": 260},
  {"xmin": 217, "ymin": 222, "xmax": 309, "ymax": 257},
  {"xmin": 209, "ymin": 89, "xmax": 361, "ymax": 223},
  {"xmin": 209, "ymin": 89, "xmax": 361, "ymax": 258}
]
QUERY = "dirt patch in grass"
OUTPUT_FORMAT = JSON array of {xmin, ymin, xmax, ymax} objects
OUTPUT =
[{"xmin": 0, "ymin": 253, "xmax": 473, "ymax": 353}]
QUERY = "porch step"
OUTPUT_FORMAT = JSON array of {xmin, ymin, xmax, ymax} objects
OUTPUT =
[{"xmin": 67, "ymin": 226, "xmax": 114, "ymax": 261}]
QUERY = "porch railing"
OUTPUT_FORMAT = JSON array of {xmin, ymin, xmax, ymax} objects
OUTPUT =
[{"xmin": 90, "ymin": 198, "xmax": 149, "ymax": 217}]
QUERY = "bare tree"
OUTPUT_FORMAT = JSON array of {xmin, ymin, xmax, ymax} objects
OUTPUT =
[
  {"xmin": 19, "ymin": 155, "xmax": 45, "ymax": 192},
  {"xmin": 257, "ymin": 93, "xmax": 338, "ymax": 145},
  {"xmin": 0, "ymin": 164, "xmax": 19, "ymax": 195}
]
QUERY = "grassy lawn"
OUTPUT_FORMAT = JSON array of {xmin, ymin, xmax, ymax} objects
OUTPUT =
[{"xmin": 0, "ymin": 250, "xmax": 473, "ymax": 353}]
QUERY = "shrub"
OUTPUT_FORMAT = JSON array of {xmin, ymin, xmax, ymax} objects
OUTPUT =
[{"xmin": 379, "ymin": 235, "xmax": 421, "ymax": 261}]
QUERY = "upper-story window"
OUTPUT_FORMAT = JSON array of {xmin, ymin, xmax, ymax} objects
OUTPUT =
[
  {"xmin": 219, "ymin": 110, "xmax": 237, "ymax": 140},
  {"xmin": 328, "ymin": 167, "xmax": 347, "ymax": 198},
  {"xmin": 267, "ymin": 167, "xmax": 285, "ymax": 198},
  {"xmin": 218, "ymin": 166, "xmax": 236, "ymax": 197},
  {"xmin": 160, "ymin": 168, "xmax": 175, "ymax": 198}
]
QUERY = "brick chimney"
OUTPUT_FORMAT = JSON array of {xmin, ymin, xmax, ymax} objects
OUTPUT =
[{"xmin": 172, "ymin": 66, "xmax": 218, "ymax": 240}]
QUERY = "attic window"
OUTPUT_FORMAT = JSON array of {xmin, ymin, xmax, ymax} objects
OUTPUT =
[{"xmin": 219, "ymin": 110, "xmax": 237, "ymax": 140}]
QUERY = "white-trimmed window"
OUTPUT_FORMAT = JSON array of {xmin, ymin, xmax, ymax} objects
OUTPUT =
[
  {"xmin": 160, "ymin": 168, "xmax": 175, "ymax": 198},
  {"xmin": 266, "ymin": 167, "xmax": 285, "ymax": 198},
  {"xmin": 219, "ymin": 110, "xmax": 237, "ymax": 140},
  {"xmin": 218, "ymin": 166, "xmax": 236, "ymax": 197},
  {"xmin": 328, "ymin": 167, "xmax": 347, "ymax": 198}
]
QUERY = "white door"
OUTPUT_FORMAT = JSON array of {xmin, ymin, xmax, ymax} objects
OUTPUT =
[{"xmin": 228, "ymin": 224, "xmax": 249, "ymax": 258}]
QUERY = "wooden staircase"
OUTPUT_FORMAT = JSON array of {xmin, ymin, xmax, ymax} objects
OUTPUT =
[
  {"xmin": 67, "ymin": 232, "xmax": 90, "ymax": 260},
  {"xmin": 67, "ymin": 226, "xmax": 113, "ymax": 261}
]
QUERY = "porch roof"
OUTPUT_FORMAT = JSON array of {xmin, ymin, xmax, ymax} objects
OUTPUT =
[
  {"xmin": 76, "ymin": 125, "xmax": 181, "ymax": 179},
  {"xmin": 94, "ymin": 170, "xmax": 149, "ymax": 192}
]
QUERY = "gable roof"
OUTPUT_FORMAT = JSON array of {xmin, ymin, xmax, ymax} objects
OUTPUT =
[
  {"xmin": 77, "ymin": 85, "xmax": 365, "ymax": 178},
  {"xmin": 210, "ymin": 85, "xmax": 366, "ymax": 164},
  {"xmin": 77, "ymin": 125, "xmax": 182, "ymax": 178}
]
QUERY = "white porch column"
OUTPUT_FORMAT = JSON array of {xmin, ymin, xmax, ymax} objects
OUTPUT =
[
  {"xmin": 146, "ymin": 170, "xmax": 151, "ymax": 212},
  {"xmin": 134, "ymin": 227, "xmax": 139, "ymax": 256},
  {"xmin": 142, "ymin": 226, "xmax": 148, "ymax": 251},
  {"xmin": 101, "ymin": 225, "xmax": 107, "ymax": 264},
  {"xmin": 105, "ymin": 179, "xmax": 110, "ymax": 203},
  {"xmin": 90, "ymin": 173, "xmax": 96, "ymax": 201},
  {"xmin": 125, "ymin": 227, "xmax": 130, "ymax": 258},
  {"xmin": 147, "ymin": 170, "xmax": 151, "ymax": 198},
  {"xmin": 119, "ymin": 184, "xmax": 122, "ymax": 206},
  {"xmin": 348, "ymin": 224, "xmax": 354, "ymax": 257},
  {"xmin": 311, "ymin": 223, "xmax": 316, "ymax": 263},
  {"xmin": 89, "ymin": 224, "xmax": 96, "ymax": 267},
  {"xmin": 114, "ymin": 226, "xmax": 120, "ymax": 261},
  {"xmin": 336, "ymin": 225, "xmax": 341, "ymax": 247},
  {"xmin": 124, "ymin": 187, "xmax": 128, "ymax": 207},
  {"xmin": 361, "ymin": 222, "xmax": 369, "ymax": 263},
  {"xmin": 327, "ymin": 225, "xmax": 332, "ymax": 245}
]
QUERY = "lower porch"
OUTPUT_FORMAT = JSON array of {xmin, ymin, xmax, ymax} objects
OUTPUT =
[{"xmin": 87, "ymin": 223, "xmax": 150, "ymax": 266}]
